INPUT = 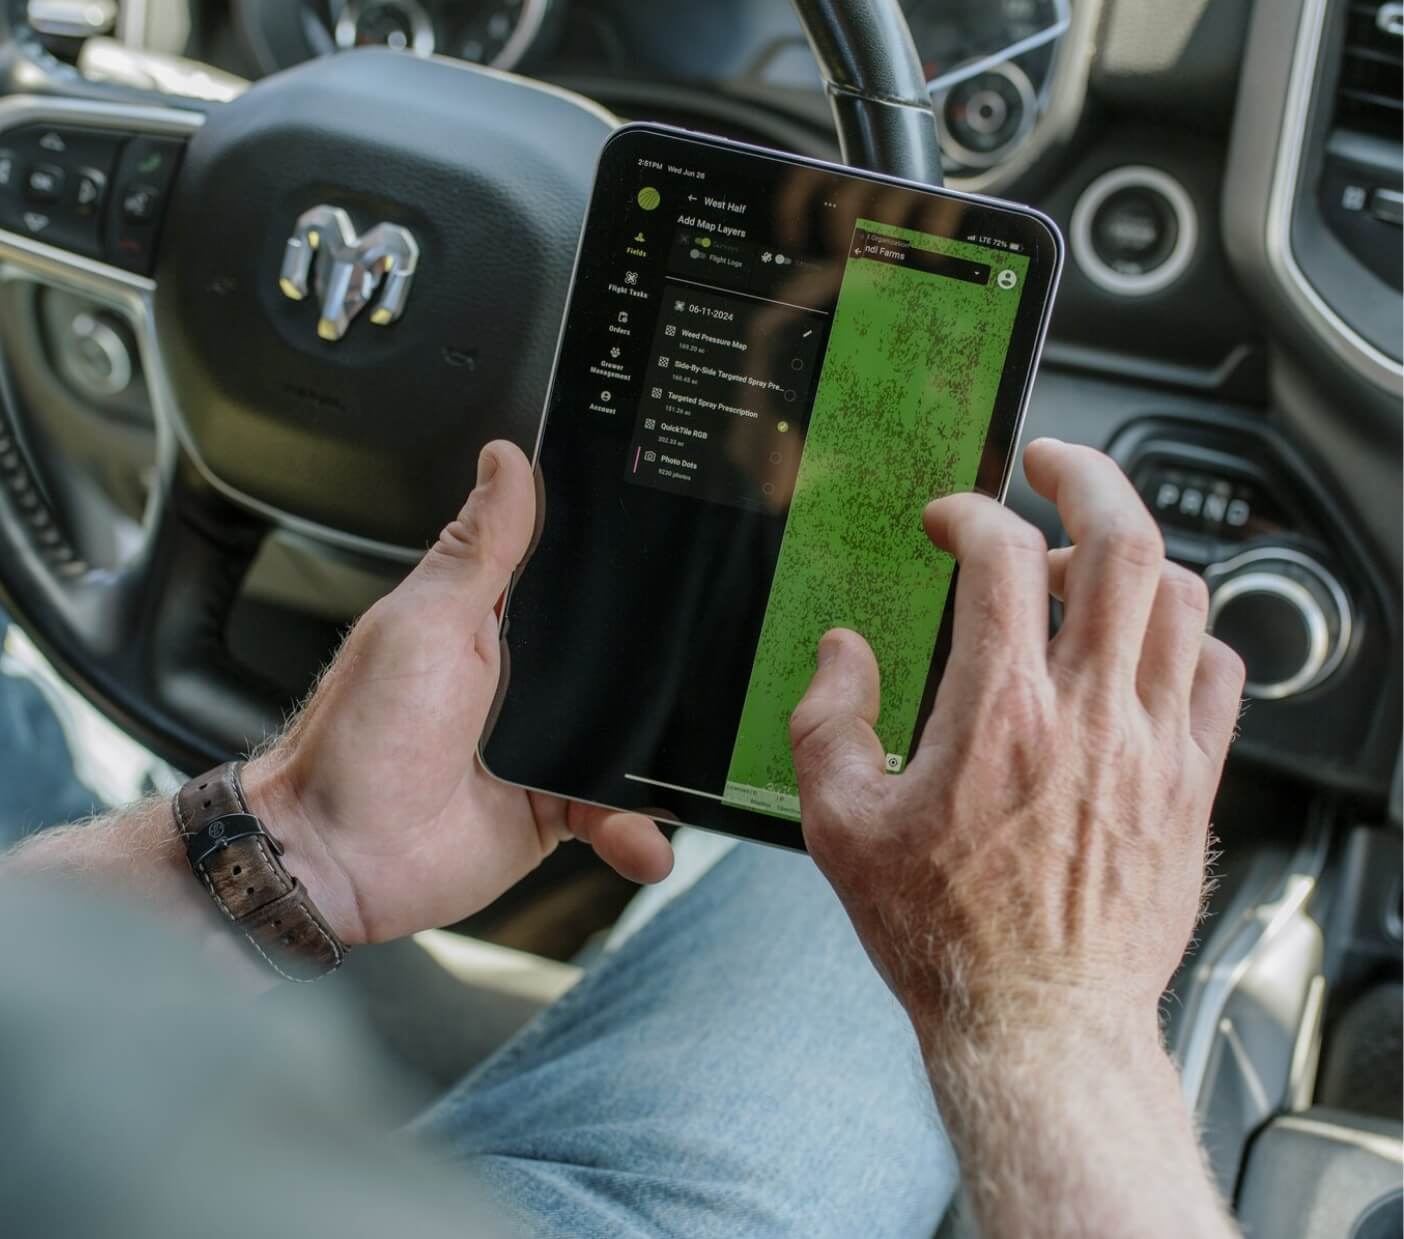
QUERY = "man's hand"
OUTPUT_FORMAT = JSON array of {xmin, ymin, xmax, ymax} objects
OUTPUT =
[
  {"xmin": 792, "ymin": 437, "xmax": 1242, "ymax": 1039},
  {"xmin": 790, "ymin": 439, "xmax": 1245, "ymax": 1238},
  {"xmin": 244, "ymin": 441, "xmax": 673, "ymax": 946}
]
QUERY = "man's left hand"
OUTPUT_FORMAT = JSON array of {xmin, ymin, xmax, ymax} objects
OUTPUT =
[{"xmin": 244, "ymin": 440, "xmax": 673, "ymax": 945}]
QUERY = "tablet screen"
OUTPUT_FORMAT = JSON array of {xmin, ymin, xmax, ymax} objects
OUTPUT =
[{"xmin": 485, "ymin": 125, "xmax": 1061, "ymax": 847}]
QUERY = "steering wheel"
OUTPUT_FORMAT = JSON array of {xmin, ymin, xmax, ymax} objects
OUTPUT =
[{"xmin": 0, "ymin": 0, "xmax": 942, "ymax": 774}]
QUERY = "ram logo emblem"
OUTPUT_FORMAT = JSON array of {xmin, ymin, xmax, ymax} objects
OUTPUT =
[{"xmin": 278, "ymin": 205, "xmax": 419, "ymax": 342}]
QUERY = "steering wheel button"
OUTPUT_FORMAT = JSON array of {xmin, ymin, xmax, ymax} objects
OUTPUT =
[
  {"xmin": 104, "ymin": 136, "xmax": 185, "ymax": 274},
  {"xmin": 25, "ymin": 163, "xmax": 64, "ymax": 203},
  {"xmin": 0, "ymin": 126, "xmax": 125, "ymax": 259},
  {"xmin": 121, "ymin": 184, "xmax": 159, "ymax": 223},
  {"xmin": 73, "ymin": 168, "xmax": 106, "ymax": 216},
  {"xmin": 133, "ymin": 148, "xmax": 169, "ymax": 176},
  {"xmin": 113, "ymin": 137, "xmax": 184, "ymax": 192}
]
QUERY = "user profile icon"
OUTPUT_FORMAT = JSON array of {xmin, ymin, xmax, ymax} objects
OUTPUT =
[{"xmin": 997, "ymin": 269, "xmax": 1018, "ymax": 290}]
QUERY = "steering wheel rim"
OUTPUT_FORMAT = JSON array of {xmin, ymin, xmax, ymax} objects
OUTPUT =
[{"xmin": 0, "ymin": 0, "xmax": 943, "ymax": 774}]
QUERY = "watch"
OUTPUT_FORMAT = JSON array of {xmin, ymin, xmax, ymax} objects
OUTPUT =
[{"xmin": 171, "ymin": 762, "xmax": 348, "ymax": 981}]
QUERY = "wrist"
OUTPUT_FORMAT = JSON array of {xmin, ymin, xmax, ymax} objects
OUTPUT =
[
  {"xmin": 907, "ymin": 986, "xmax": 1168, "ymax": 1099},
  {"xmin": 913, "ymin": 1007, "xmax": 1233, "ymax": 1239},
  {"xmin": 240, "ymin": 754, "xmax": 368, "ymax": 946},
  {"xmin": 919, "ymin": 1021, "xmax": 1179, "ymax": 1149}
]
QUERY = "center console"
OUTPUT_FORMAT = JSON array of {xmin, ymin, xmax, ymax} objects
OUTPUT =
[
  {"xmin": 1238, "ymin": 1111, "xmax": 1402, "ymax": 1239},
  {"xmin": 1108, "ymin": 414, "xmax": 1400, "ymax": 798},
  {"xmin": 1116, "ymin": 410, "xmax": 1402, "ymax": 1235}
]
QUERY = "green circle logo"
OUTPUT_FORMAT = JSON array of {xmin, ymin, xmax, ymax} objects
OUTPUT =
[{"xmin": 636, "ymin": 186, "xmax": 661, "ymax": 211}]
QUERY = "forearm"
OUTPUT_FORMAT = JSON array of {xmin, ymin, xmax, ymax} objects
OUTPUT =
[
  {"xmin": 920, "ymin": 1017, "xmax": 1238, "ymax": 1239},
  {"xmin": 4, "ymin": 797, "xmax": 203, "ymax": 918},
  {"xmin": 0, "ymin": 760, "xmax": 323, "ymax": 991}
]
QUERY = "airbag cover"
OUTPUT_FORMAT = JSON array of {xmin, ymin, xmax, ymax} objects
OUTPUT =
[{"xmin": 155, "ymin": 49, "xmax": 612, "ymax": 551}]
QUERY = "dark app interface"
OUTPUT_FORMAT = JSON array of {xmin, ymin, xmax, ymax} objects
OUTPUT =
[
  {"xmin": 600, "ymin": 171, "xmax": 836, "ymax": 513},
  {"xmin": 500, "ymin": 135, "xmax": 1042, "ymax": 828}
]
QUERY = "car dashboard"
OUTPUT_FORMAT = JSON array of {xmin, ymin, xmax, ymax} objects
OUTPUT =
[
  {"xmin": 127, "ymin": 0, "xmax": 1395, "ymax": 799},
  {"xmin": 223, "ymin": 1, "xmax": 1072, "ymax": 173}
]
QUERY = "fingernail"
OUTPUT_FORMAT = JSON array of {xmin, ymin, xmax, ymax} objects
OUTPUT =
[
  {"xmin": 476, "ymin": 445, "xmax": 499, "ymax": 488},
  {"xmin": 817, "ymin": 633, "xmax": 840, "ymax": 666}
]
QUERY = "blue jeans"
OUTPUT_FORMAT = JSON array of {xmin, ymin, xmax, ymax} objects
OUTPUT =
[
  {"xmin": 0, "ymin": 612, "xmax": 103, "ymax": 846},
  {"xmin": 412, "ymin": 840, "xmax": 958, "ymax": 1238}
]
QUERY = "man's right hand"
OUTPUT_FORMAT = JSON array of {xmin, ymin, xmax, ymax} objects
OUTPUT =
[
  {"xmin": 791, "ymin": 436, "xmax": 1245, "ymax": 1055},
  {"xmin": 790, "ymin": 439, "xmax": 1246, "ymax": 1237}
]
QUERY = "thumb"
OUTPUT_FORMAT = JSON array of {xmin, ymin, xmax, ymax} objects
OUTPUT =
[
  {"xmin": 414, "ymin": 440, "xmax": 536, "ymax": 620},
  {"xmin": 790, "ymin": 628, "xmax": 886, "ymax": 820}
]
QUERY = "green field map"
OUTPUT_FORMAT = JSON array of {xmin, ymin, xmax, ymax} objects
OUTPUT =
[{"xmin": 722, "ymin": 219, "xmax": 1029, "ymax": 820}]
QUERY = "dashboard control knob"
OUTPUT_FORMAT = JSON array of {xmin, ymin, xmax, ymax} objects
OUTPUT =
[
  {"xmin": 934, "ymin": 62, "xmax": 1036, "ymax": 170},
  {"xmin": 1091, "ymin": 185, "xmax": 1177, "ymax": 273},
  {"xmin": 1205, "ymin": 548, "xmax": 1352, "ymax": 700},
  {"xmin": 335, "ymin": 0, "xmax": 435, "ymax": 57},
  {"xmin": 62, "ymin": 310, "xmax": 133, "ymax": 399},
  {"xmin": 1070, "ymin": 166, "xmax": 1198, "ymax": 296}
]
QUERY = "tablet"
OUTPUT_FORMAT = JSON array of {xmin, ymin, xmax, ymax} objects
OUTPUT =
[{"xmin": 482, "ymin": 123, "xmax": 1063, "ymax": 851}]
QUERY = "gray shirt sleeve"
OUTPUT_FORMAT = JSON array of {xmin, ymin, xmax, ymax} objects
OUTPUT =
[{"xmin": 0, "ymin": 879, "xmax": 514, "ymax": 1239}]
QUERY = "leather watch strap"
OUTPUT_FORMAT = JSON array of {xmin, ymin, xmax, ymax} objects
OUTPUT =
[{"xmin": 173, "ymin": 762, "xmax": 347, "ymax": 981}]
